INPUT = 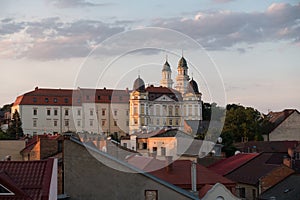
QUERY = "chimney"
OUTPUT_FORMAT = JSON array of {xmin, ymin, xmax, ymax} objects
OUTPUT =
[
  {"xmin": 191, "ymin": 161, "xmax": 197, "ymax": 194},
  {"xmin": 5, "ymin": 155, "xmax": 11, "ymax": 161},
  {"xmin": 283, "ymin": 155, "xmax": 291, "ymax": 168},
  {"xmin": 165, "ymin": 156, "xmax": 173, "ymax": 172}
]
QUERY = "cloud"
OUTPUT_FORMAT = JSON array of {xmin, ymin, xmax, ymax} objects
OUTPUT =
[
  {"xmin": 0, "ymin": 18, "xmax": 124, "ymax": 60},
  {"xmin": 47, "ymin": 0, "xmax": 113, "ymax": 8},
  {"xmin": 151, "ymin": 3, "xmax": 300, "ymax": 51},
  {"xmin": 0, "ymin": 3, "xmax": 299, "ymax": 60}
]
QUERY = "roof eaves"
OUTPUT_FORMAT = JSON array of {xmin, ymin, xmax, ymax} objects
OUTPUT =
[{"xmin": 69, "ymin": 137, "xmax": 199, "ymax": 200}]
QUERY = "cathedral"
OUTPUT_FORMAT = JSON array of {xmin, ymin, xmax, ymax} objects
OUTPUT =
[{"xmin": 129, "ymin": 55, "xmax": 203, "ymax": 134}]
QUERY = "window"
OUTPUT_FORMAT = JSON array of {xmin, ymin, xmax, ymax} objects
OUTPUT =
[
  {"xmin": 252, "ymin": 189, "xmax": 256, "ymax": 200},
  {"xmin": 126, "ymin": 120, "xmax": 129, "ymax": 126},
  {"xmin": 143, "ymin": 143, "xmax": 147, "ymax": 149},
  {"xmin": 33, "ymin": 109, "xmax": 37, "ymax": 116},
  {"xmin": 156, "ymin": 119, "xmax": 160, "ymax": 125},
  {"xmin": 238, "ymin": 187, "xmax": 246, "ymax": 198},
  {"xmin": 126, "ymin": 110, "xmax": 129, "ymax": 116},
  {"xmin": 90, "ymin": 109, "xmax": 93, "ymax": 116},
  {"xmin": 77, "ymin": 120, "xmax": 81, "ymax": 127},
  {"xmin": 54, "ymin": 98, "xmax": 58, "ymax": 103},
  {"xmin": 102, "ymin": 120, "xmax": 106, "ymax": 126},
  {"xmin": 175, "ymin": 119, "xmax": 179, "ymax": 126},
  {"xmin": 64, "ymin": 98, "xmax": 68, "ymax": 103},
  {"xmin": 108, "ymin": 95, "xmax": 111, "ymax": 100},
  {"xmin": 54, "ymin": 109, "xmax": 58, "ymax": 116},
  {"xmin": 161, "ymin": 147, "xmax": 166, "ymax": 156},
  {"xmin": 33, "ymin": 97, "xmax": 37, "ymax": 103},
  {"xmin": 47, "ymin": 109, "xmax": 51, "ymax": 116},
  {"xmin": 145, "ymin": 190, "xmax": 158, "ymax": 200},
  {"xmin": 33, "ymin": 119, "xmax": 37, "ymax": 127},
  {"xmin": 65, "ymin": 109, "xmax": 69, "ymax": 116},
  {"xmin": 102, "ymin": 109, "xmax": 106, "ymax": 116},
  {"xmin": 77, "ymin": 109, "xmax": 81, "ymax": 116},
  {"xmin": 65, "ymin": 120, "xmax": 69, "ymax": 127},
  {"xmin": 86, "ymin": 95, "xmax": 90, "ymax": 100},
  {"xmin": 114, "ymin": 110, "xmax": 118, "ymax": 116},
  {"xmin": 134, "ymin": 119, "xmax": 138, "ymax": 125},
  {"xmin": 77, "ymin": 98, "xmax": 81, "ymax": 103},
  {"xmin": 152, "ymin": 147, "xmax": 157, "ymax": 153},
  {"xmin": 114, "ymin": 120, "xmax": 117, "ymax": 126},
  {"xmin": 169, "ymin": 119, "xmax": 173, "ymax": 126},
  {"xmin": 168, "ymin": 105, "xmax": 173, "ymax": 116},
  {"xmin": 45, "ymin": 98, "xmax": 49, "ymax": 103},
  {"xmin": 54, "ymin": 120, "xmax": 58, "ymax": 127},
  {"xmin": 119, "ymin": 96, "xmax": 122, "ymax": 101},
  {"xmin": 90, "ymin": 120, "xmax": 93, "ymax": 126},
  {"xmin": 98, "ymin": 95, "xmax": 101, "ymax": 100},
  {"xmin": 175, "ymin": 106, "xmax": 179, "ymax": 116},
  {"xmin": 123, "ymin": 143, "xmax": 127, "ymax": 148},
  {"xmin": 188, "ymin": 105, "xmax": 192, "ymax": 115}
]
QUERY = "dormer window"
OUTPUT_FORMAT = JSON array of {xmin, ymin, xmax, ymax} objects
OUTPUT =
[{"xmin": 0, "ymin": 184, "xmax": 14, "ymax": 195}]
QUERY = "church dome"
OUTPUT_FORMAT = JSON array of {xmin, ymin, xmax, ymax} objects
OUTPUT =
[
  {"xmin": 133, "ymin": 76, "xmax": 145, "ymax": 92},
  {"xmin": 178, "ymin": 56, "xmax": 188, "ymax": 69},
  {"xmin": 162, "ymin": 61, "xmax": 171, "ymax": 72},
  {"xmin": 188, "ymin": 78, "xmax": 200, "ymax": 94}
]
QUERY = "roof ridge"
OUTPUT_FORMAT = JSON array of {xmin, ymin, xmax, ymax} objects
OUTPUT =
[{"xmin": 69, "ymin": 137, "xmax": 199, "ymax": 200}]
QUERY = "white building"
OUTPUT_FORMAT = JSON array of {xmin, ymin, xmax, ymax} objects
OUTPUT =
[
  {"xmin": 11, "ymin": 87, "xmax": 130, "ymax": 136},
  {"xmin": 12, "ymin": 55, "xmax": 203, "ymax": 137},
  {"xmin": 129, "ymin": 56, "xmax": 202, "ymax": 134}
]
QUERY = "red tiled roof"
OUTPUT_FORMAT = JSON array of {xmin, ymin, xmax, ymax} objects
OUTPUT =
[
  {"xmin": 225, "ymin": 153, "xmax": 282, "ymax": 185},
  {"xmin": 0, "ymin": 158, "xmax": 55, "ymax": 200},
  {"xmin": 208, "ymin": 153, "xmax": 259, "ymax": 176},
  {"xmin": 149, "ymin": 160, "xmax": 235, "ymax": 189},
  {"xmin": 146, "ymin": 86, "xmax": 182, "ymax": 101},
  {"xmin": 198, "ymin": 184, "xmax": 213, "ymax": 198},
  {"xmin": 13, "ymin": 87, "xmax": 130, "ymax": 107}
]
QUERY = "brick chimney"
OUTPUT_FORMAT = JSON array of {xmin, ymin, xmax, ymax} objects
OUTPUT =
[{"xmin": 283, "ymin": 155, "xmax": 291, "ymax": 168}]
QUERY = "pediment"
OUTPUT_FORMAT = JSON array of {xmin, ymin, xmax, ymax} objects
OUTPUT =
[{"xmin": 153, "ymin": 95, "xmax": 176, "ymax": 102}]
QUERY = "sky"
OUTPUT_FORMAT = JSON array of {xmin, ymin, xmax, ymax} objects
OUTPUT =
[{"xmin": 0, "ymin": 0, "xmax": 299, "ymax": 113}]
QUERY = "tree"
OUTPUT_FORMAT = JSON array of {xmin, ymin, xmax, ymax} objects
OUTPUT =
[
  {"xmin": 221, "ymin": 104, "xmax": 264, "ymax": 156},
  {"xmin": 0, "ymin": 103, "xmax": 13, "ymax": 112},
  {"xmin": 6, "ymin": 110, "xmax": 23, "ymax": 139}
]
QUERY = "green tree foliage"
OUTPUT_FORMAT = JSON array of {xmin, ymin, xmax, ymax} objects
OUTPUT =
[
  {"xmin": 0, "ymin": 103, "xmax": 13, "ymax": 112},
  {"xmin": 202, "ymin": 102, "xmax": 265, "ymax": 156},
  {"xmin": 6, "ymin": 110, "xmax": 23, "ymax": 139},
  {"xmin": 221, "ymin": 104, "xmax": 264, "ymax": 156}
]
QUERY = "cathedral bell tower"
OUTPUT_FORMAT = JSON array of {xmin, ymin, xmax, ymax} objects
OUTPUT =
[
  {"xmin": 175, "ymin": 56, "xmax": 190, "ymax": 94},
  {"xmin": 160, "ymin": 57, "xmax": 173, "ymax": 88}
]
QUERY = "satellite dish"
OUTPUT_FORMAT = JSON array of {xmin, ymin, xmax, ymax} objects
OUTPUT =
[
  {"xmin": 217, "ymin": 137, "xmax": 223, "ymax": 143},
  {"xmin": 235, "ymin": 150, "xmax": 241, "ymax": 155}
]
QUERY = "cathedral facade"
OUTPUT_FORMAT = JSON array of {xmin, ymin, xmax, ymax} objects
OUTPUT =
[{"xmin": 129, "ymin": 56, "xmax": 203, "ymax": 134}]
